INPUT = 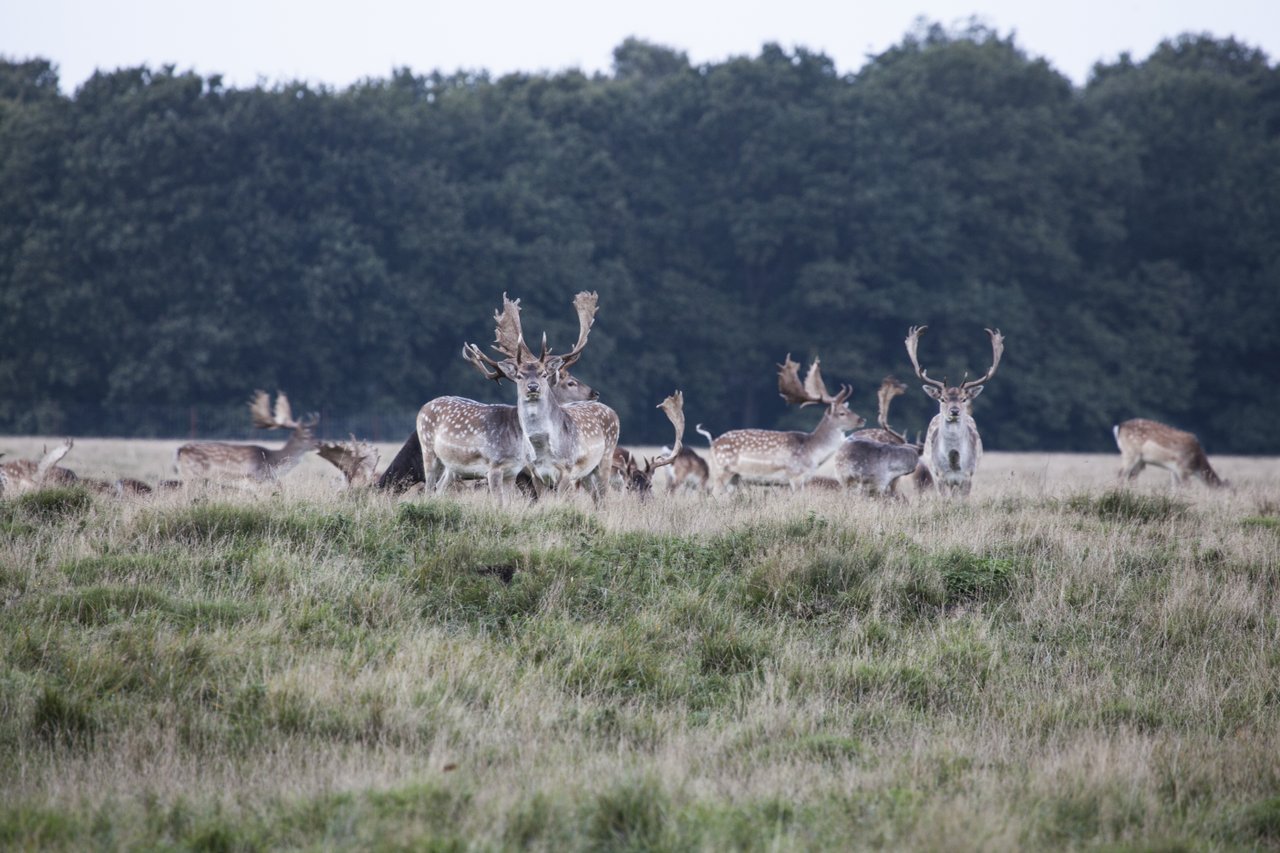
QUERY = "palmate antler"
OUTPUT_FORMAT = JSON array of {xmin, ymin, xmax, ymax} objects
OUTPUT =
[
  {"xmin": 778, "ymin": 355, "xmax": 852, "ymax": 408},
  {"xmin": 37, "ymin": 438, "xmax": 73, "ymax": 482},
  {"xmin": 464, "ymin": 291, "xmax": 600, "ymax": 382},
  {"xmin": 318, "ymin": 435, "xmax": 380, "ymax": 487},
  {"xmin": 250, "ymin": 390, "xmax": 313, "ymax": 430},
  {"xmin": 546, "ymin": 291, "xmax": 598, "ymax": 370},
  {"xmin": 904, "ymin": 326, "xmax": 1005, "ymax": 391},
  {"xmin": 647, "ymin": 391, "xmax": 685, "ymax": 470}
]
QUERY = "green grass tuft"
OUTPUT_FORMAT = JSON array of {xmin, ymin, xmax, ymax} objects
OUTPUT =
[{"xmin": 1067, "ymin": 490, "xmax": 1188, "ymax": 523}]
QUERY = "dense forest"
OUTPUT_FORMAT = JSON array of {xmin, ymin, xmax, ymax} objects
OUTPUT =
[{"xmin": 1, "ymin": 24, "xmax": 1277, "ymax": 451}]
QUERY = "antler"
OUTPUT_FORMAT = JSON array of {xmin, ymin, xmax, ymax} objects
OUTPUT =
[
  {"xmin": 249, "ymin": 390, "xmax": 301, "ymax": 429},
  {"xmin": 777, "ymin": 354, "xmax": 816, "ymax": 406},
  {"xmin": 37, "ymin": 438, "xmax": 73, "ymax": 481},
  {"xmin": 462, "ymin": 343, "xmax": 509, "ymax": 383},
  {"xmin": 877, "ymin": 375, "xmax": 908, "ymax": 440},
  {"xmin": 904, "ymin": 325, "xmax": 946, "ymax": 390},
  {"xmin": 318, "ymin": 435, "xmax": 380, "ymax": 486},
  {"xmin": 492, "ymin": 293, "xmax": 534, "ymax": 363},
  {"xmin": 553, "ymin": 291, "xmax": 598, "ymax": 369},
  {"xmin": 648, "ymin": 391, "xmax": 685, "ymax": 469},
  {"xmin": 960, "ymin": 328, "xmax": 1005, "ymax": 389}
]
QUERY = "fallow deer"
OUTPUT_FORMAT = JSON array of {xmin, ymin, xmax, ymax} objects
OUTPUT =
[
  {"xmin": 0, "ymin": 438, "xmax": 77, "ymax": 495},
  {"xmin": 318, "ymin": 436, "xmax": 382, "ymax": 488},
  {"xmin": 657, "ymin": 445, "xmax": 710, "ymax": 494},
  {"xmin": 834, "ymin": 436, "xmax": 922, "ymax": 498},
  {"xmin": 702, "ymin": 355, "xmax": 864, "ymax": 492},
  {"xmin": 905, "ymin": 325, "xmax": 1004, "ymax": 497},
  {"xmin": 374, "ymin": 370, "xmax": 597, "ymax": 493},
  {"xmin": 174, "ymin": 391, "xmax": 318, "ymax": 482},
  {"xmin": 610, "ymin": 392, "xmax": 687, "ymax": 496},
  {"xmin": 436, "ymin": 292, "xmax": 619, "ymax": 501},
  {"xmin": 1113, "ymin": 418, "xmax": 1227, "ymax": 488}
]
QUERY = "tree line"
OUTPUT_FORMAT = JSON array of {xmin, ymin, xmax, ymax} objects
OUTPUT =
[{"xmin": 1, "ymin": 23, "xmax": 1277, "ymax": 451}]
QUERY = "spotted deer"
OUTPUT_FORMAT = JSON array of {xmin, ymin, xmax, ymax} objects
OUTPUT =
[
  {"xmin": 703, "ymin": 355, "xmax": 864, "ymax": 492},
  {"xmin": 0, "ymin": 438, "xmax": 77, "ymax": 495},
  {"xmin": 1113, "ymin": 418, "xmax": 1227, "ymax": 488},
  {"xmin": 375, "ymin": 370, "xmax": 597, "ymax": 493},
  {"xmin": 905, "ymin": 325, "xmax": 1004, "ymax": 497},
  {"xmin": 441, "ymin": 291, "xmax": 620, "ymax": 501},
  {"xmin": 174, "ymin": 391, "xmax": 318, "ymax": 482}
]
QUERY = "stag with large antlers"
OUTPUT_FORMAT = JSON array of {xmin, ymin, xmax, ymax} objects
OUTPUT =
[
  {"xmin": 375, "ymin": 371, "xmax": 597, "ymax": 493},
  {"xmin": 702, "ymin": 356, "xmax": 865, "ymax": 493},
  {"xmin": 174, "ymin": 391, "xmax": 318, "ymax": 482},
  {"xmin": 426, "ymin": 291, "xmax": 618, "ymax": 501},
  {"xmin": 904, "ymin": 325, "xmax": 1004, "ymax": 497},
  {"xmin": 1113, "ymin": 418, "xmax": 1227, "ymax": 488}
]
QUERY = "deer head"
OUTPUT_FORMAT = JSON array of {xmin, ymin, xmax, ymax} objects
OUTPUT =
[
  {"xmin": 904, "ymin": 326, "xmax": 1004, "ymax": 423},
  {"xmin": 463, "ymin": 292, "xmax": 598, "ymax": 402}
]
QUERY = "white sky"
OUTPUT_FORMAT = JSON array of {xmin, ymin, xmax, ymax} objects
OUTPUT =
[{"xmin": 2, "ymin": 1, "xmax": 1277, "ymax": 93}]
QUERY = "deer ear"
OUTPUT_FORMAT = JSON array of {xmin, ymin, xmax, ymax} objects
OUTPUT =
[
  {"xmin": 966, "ymin": 385, "xmax": 984, "ymax": 400},
  {"xmin": 922, "ymin": 385, "xmax": 944, "ymax": 401},
  {"xmin": 543, "ymin": 356, "xmax": 565, "ymax": 378}
]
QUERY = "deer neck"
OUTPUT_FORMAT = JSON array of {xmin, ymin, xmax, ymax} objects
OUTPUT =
[
  {"xmin": 517, "ymin": 393, "xmax": 574, "ymax": 452},
  {"xmin": 804, "ymin": 414, "xmax": 852, "ymax": 463},
  {"xmin": 265, "ymin": 430, "xmax": 313, "ymax": 473}
]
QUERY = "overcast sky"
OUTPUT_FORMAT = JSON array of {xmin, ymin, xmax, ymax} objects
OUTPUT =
[{"xmin": 3, "ymin": 0, "xmax": 1277, "ymax": 93}]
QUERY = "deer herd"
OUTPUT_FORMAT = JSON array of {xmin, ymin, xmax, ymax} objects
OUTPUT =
[{"xmin": 0, "ymin": 291, "xmax": 1232, "ymax": 500}]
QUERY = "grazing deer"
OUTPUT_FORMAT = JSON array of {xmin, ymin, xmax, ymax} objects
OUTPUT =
[
  {"xmin": 1113, "ymin": 418, "xmax": 1227, "ymax": 488},
  {"xmin": 834, "ymin": 436, "xmax": 922, "ymax": 498},
  {"xmin": 375, "ymin": 371, "xmax": 597, "ymax": 493},
  {"xmin": 610, "ymin": 392, "xmax": 688, "ymax": 496},
  {"xmin": 174, "ymin": 391, "xmax": 318, "ymax": 482},
  {"xmin": 0, "ymin": 439, "xmax": 77, "ymax": 495},
  {"xmin": 318, "ymin": 436, "xmax": 382, "ymax": 488},
  {"xmin": 703, "ymin": 355, "xmax": 864, "ymax": 492},
  {"xmin": 438, "ymin": 292, "xmax": 619, "ymax": 501},
  {"xmin": 905, "ymin": 325, "xmax": 1004, "ymax": 497}
]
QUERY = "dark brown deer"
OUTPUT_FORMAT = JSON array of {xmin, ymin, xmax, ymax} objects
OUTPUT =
[
  {"xmin": 905, "ymin": 326, "xmax": 1004, "ymax": 497},
  {"xmin": 703, "ymin": 355, "xmax": 864, "ymax": 493},
  {"xmin": 174, "ymin": 391, "xmax": 318, "ymax": 482},
  {"xmin": 1113, "ymin": 418, "xmax": 1227, "ymax": 488}
]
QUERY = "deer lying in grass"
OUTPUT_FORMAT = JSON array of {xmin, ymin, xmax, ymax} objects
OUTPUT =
[
  {"xmin": 609, "ymin": 392, "xmax": 687, "ymax": 497},
  {"xmin": 443, "ymin": 292, "xmax": 619, "ymax": 501},
  {"xmin": 0, "ymin": 439, "xmax": 77, "ymax": 495},
  {"xmin": 175, "ymin": 391, "xmax": 318, "ymax": 482},
  {"xmin": 703, "ymin": 355, "xmax": 864, "ymax": 493},
  {"xmin": 1113, "ymin": 418, "xmax": 1227, "ymax": 488},
  {"xmin": 905, "ymin": 326, "xmax": 1004, "ymax": 497}
]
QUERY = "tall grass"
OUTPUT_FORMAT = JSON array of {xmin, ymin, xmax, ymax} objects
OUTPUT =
[{"xmin": 1, "ymin": 461, "xmax": 1278, "ymax": 850}]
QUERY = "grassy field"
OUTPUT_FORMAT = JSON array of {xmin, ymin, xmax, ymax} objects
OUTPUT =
[{"xmin": 1, "ymin": 438, "xmax": 1278, "ymax": 850}]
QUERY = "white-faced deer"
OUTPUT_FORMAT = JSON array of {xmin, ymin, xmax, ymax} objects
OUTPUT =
[
  {"xmin": 0, "ymin": 438, "xmax": 77, "ymax": 495},
  {"xmin": 174, "ymin": 391, "xmax": 318, "ymax": 482},
  {"xmin": 442, "ymin": 292, "xmax": 620, "ymax": 501},
  {"xmin": 1113, "ymin": 418, "xmax": 1227, "ymax": 488},
  {"xmin": 610, "ymin": 392, "xmax": 687, "ymax": 497},
  {"xmin": 702, "ymin": 355, "xmax": 864, "ymax": 493},
  {"xmin": 904, "ymin": 325, "xmax": 1004, "ymax": 497},
  {"xmin": 375, "ymin": 370, "xmax": 597, "ymax": 493},
  {"xmin": 318, "ymin": 436, "xmax": 382, "ymax": 488}
]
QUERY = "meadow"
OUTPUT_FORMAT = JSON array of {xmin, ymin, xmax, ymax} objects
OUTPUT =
[{"xmin": 1, "ymin": 438, "xmax": 1278, "ymax": 850}]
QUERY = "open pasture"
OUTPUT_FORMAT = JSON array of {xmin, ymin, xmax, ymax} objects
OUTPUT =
[{"xmin": 1, "ymin": 438, "xmax": 1278, "ymax": 850}]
